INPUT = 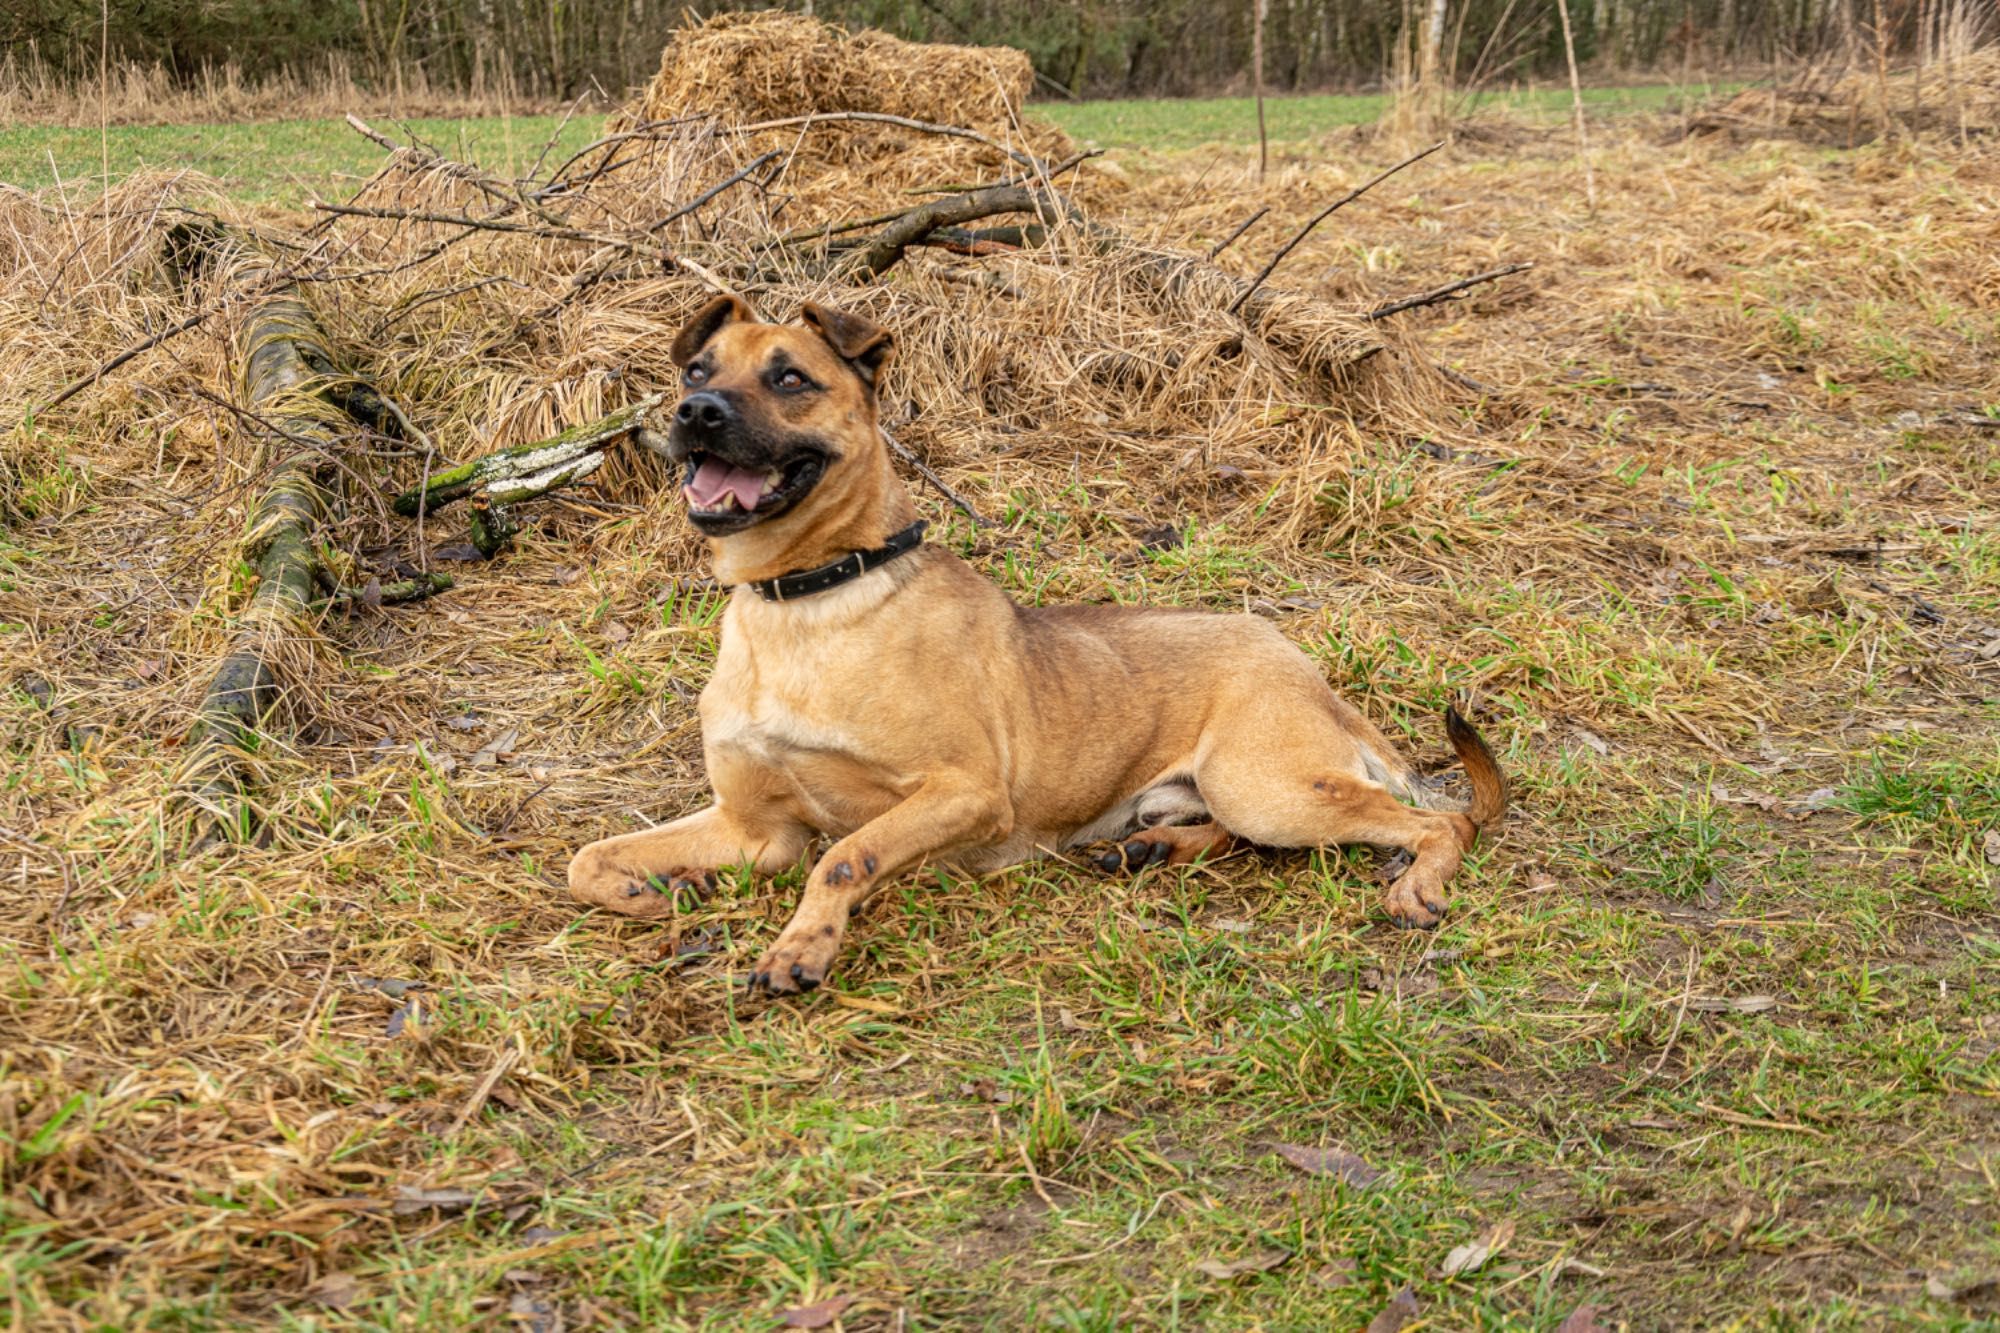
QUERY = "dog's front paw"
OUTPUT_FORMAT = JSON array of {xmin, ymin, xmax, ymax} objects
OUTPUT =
[
  {"xmin": 1382, "ymin": 871, "xmax": 1447, "ymax": 930},
  {"xmin": 746, "ymin": 922, "xmax": 842, "ymax": 997},
  {"xmin": 571, "ymin": 854, "xmax": 716, "ymax": 919}
]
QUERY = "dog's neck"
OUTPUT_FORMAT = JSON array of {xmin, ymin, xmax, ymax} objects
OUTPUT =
[{"xmin": 707, "ymin": 444, "xmax": 921, "ymax": 589}]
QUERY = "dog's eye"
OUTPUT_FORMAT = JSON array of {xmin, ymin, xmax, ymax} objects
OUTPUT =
[
  {"xmin": 685, "ymin": 365, "xmax": 707, "ymax": 384},
  {"xmin": 776, "ymin": 369, "xmax": 807, "ymax": 391}
]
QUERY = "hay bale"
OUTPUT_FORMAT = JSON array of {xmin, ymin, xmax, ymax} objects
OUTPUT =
[{"xmin": 631, "ymin": 11, "xmax": 1033, "ymax": 129}]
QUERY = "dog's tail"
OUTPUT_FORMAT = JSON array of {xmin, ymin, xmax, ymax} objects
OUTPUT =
[{"xmin": 1440, "ymin": 706, "xmax": 1508, "ymax": 829}]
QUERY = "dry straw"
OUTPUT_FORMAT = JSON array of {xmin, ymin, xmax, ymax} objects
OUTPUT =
[
  {"xmin": 1685, "ymin": 45, "xmax": 2000, "ymax": 143},
  {"xmin": 629, "ymin": 10, "xmax": 1034, "ymax": 130}
]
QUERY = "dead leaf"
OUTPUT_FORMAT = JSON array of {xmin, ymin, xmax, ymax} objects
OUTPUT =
[
  {"xmin": 517, "ymin": 1226, "xmax": 568, "ymax": 1244},
  {"xmin": 1928, "ymin": 1274, "xmax": 2000, "ymax": 1305},
  {"xmin": 1376, "ymin": 848, "xmax": 1415, "ymax": 884},
  {"xmin": 471, "ymin": 726, "xmax": 521, "ymax": 768},
  {"xmin": 1554, "ymin": 1304, "xmax": 1604, "ymax": 1333},
  {"xmin": 1688, "ymin": 995, "xmax": 1780, "ymax": 1014},
  {"xmin": 1570, "ymin": 726, "xmax": 1611, "ymax": 756},
  {"xmin": 305, "ymin": 1272, "xmax": 363, "ymax": 1309},
  {"xmin": 959, "ymin": 1079, "xmax": 1013, "ymax": 1106},
  {"xmin": 1194, "ymin": 1250, "xmax": 1290, "ymax": 1280},
  {"xmin": 1983, "ymin": 829, "xmax": 2000, "ymax": 866},
  {"xmin": 1210, "ymin": 917, "xmax": 1254, "ymax": 934},
  {"xmin": 1274, "ymin": 1143, "xmax": 1383, "ymax": 1188},
  {"xmin": 1711, "ymin": 784, "xmax": 1785, "ymax": 814},
  {"xmin": 603, "ymin": 619, "xmax": 631, "ymax": 645},
  {"xmin": 779, "ymin": 1295, "xmax": 855, "ymax": 1328},
  {"xmin": 392, "ymin": 1185, "xmax": 480, "ymax": 1216},
  {"xmin": 132, "ymin": 658, "xmax": 161, "ymax": 681},
  {"xmin": 360, "ymin": 576, "xmax": 383, "ymax": 610},
  {"xmin": 385, "ymin": 998, "xmax": 422, "ymax": 1038},
  {"xmin": 1438, "ymin": 1219, "xmax": 1516, "ymax": 1278},
  {"xmin": 507, "ymin": 1292, "xmax": 562, "ymax": 1333},
  {"xmin": 1791, "ymin": 787, "xmax": 1841, "ymax": 813},
  {"xmin": 1526, "ymin": 867, "xmax": 1559, "ymax": 892},
  {"xmin": 1552, "ymin": 1256, "xmax": 1608, "ymax": 1280},
  {"xmin": 1364, "ymin": 1287, "xmax": 1421, "ymax": 1333},
  {"xmin": 1056, "ymin": 1007, "xmax": 1086, "ymax": 1031},
  {"xmin": 1311, "ymin": 1258, "xmax": 1356, "ymax": 1288}
]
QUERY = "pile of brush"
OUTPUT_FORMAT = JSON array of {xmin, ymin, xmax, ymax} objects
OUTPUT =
[
  {"xmin": 1684, "ymin": 46, "xmax": 2000, "ymax": 145},
  {"xmin": 2, "ymin": 10, "xmax": 1474, "ymax": 830}
]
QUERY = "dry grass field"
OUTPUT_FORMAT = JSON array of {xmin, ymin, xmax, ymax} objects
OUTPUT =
[{"xmin": 2, "ymin": 30, "xmax": 1998, "ymax": 1331}]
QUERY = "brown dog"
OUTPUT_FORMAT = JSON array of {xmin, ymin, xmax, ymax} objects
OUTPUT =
[{"xmin": 567, "ymin": 296, "xmax": 1507, "ymax": 994}]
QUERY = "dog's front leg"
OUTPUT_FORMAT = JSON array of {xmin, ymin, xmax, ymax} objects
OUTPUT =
[
  {"xmin": 747, "ymin": 778, "xmax": 1010, "ymax": 995},
  {"xmin": 568, "ymin": 803, "xmax": 809, "ymax": 920}
]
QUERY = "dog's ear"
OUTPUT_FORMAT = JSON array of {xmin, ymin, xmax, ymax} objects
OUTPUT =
[
  {"xmin": 671, "ymin": 294, "xmax": 755, "ymax": 366},
  {"xmin": 799, "ymin": 302, "xmax": 894, "ymax": 387}
]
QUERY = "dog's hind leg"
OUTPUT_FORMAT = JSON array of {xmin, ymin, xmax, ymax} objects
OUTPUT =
[
  {"xmin": 748, "ymin": 776, "xmax": 1011, "ymax": 995},
  {"xmin": 568, "ymin": 803, "xmax": 809, "ymax": 920},
  {"xmin": 1193, "ymin": 712, "xmax": 1481, "ymax": 929}
]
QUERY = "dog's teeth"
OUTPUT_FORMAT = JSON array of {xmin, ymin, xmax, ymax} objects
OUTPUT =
[
  {"xmin": 716, "ymin": 493, "xmax": 738, "ymax": 510},
  {"xmin": 765, "ymin": 469, "xmax": 783, "ymax": 488}
]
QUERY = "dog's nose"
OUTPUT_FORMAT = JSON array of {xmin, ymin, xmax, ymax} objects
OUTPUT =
[{"xmin": 675, "ymin": 391, "xmax": 732, "ymax": 433}]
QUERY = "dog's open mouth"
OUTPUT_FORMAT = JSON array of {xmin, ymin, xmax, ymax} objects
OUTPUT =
[{"xmin": 681, "ymin": 450, "xmax": 825, "ymax": 534}]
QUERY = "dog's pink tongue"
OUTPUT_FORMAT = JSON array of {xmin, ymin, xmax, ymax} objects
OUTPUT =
[{"xmin": 684, "ymin": 457, "xmax": 766, "ymax": 510}]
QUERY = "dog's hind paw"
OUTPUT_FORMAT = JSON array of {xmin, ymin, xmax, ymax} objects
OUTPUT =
[
  {"xmin": 1092, "ymin": 837, "xmax": 1175, "ymax": 874},
  {"xmin": 1382, "ymin": 875, "xmax": 1447, "ymax": 930}
]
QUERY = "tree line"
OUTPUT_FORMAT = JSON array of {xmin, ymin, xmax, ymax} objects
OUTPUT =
[{"xmin": 2, "ymin": 0, "xmax": 1970, "ymax": 102}]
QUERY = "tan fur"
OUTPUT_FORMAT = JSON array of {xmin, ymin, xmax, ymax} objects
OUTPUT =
[{"xmin": 568, "ymin": 299, "xmax": 1507, "ymax": 994}]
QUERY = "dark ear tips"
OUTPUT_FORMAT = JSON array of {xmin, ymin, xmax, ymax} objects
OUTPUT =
[
  {"xmin": 799, "ymin": 302, "xmax": 895, "ymax": 385},
  {"xmin": 670, "ymin": 294, "xmax": 755, "ymax": 366}
]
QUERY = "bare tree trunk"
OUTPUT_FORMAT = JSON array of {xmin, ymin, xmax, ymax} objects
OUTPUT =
[
  {"xmin": 1253, "ymin": 0, "xmax": 1269, "ymax": 180},
  {"xmin": 1424, "ymin": 0, "xmax": 1449, "ymax": 82},
  {"xmin": 1556, "ymin": 0, "xmax": 1597, "ymax": 214}
]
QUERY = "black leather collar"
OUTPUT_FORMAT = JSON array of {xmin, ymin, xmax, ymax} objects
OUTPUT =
[{"xmin": 744, "ymin": 520, "xmax": 928, "ymax": 602}]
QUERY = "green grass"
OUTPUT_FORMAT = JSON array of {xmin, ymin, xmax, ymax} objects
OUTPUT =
[
  {"xmin": 0, "ymin": 113, "xmax": 606, "ymax": 204},
  {"xmin": 1046, "ymin": 81, "xmax": 1729, "ymax": 151},
  {"xmin": 0, "ymin": 82, "xmax": 1734, "ymax": 203}
]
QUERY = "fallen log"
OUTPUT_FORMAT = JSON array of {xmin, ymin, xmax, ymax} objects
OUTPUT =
[
  {"xmin": 182, "ymin": 283, "xmax": 351, "ymax": 813},
  {"xmin": 174, "ymin": 235, "xmax": 449, "ymax": 829},
  {"xmin": 392, "ymin": 393, "xmax": 666, "ymax": 556}
]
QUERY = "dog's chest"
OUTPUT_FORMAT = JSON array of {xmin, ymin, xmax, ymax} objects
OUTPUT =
[{"xmin": 697, "ymin": 585, "xmax": 909, "ymax": 826}]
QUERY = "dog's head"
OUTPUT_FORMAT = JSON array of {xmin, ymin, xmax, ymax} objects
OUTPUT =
[{"xmin": 662, "ymin": 295, "xmax": 892, "ymax": 538}]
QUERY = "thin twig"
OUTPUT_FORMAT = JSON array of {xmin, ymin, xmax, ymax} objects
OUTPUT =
[
  {"xmin": 1227, "ymin": 141, "xmax": 1445, "ymax": 316},
  {"xmin": 1367, "ymin": 262, "xmax": 1533, "ymax": 319},
  {"xmin": 1206, "ymin": 206, "xmax": 1271, "ymax": 259},
  {"xmin": 645, "ymin": 150, "xmax": 781, "ymax": 233},
  {"xmin": 1648, "ymin": 946, "xmax": 1698, "ymax": 1078},
  {"xmin": 305, "ymin": 202, "xmax": 638, "ymax": 251},
  {"xmin": 537, "ymin": 117, "xmax": 706, "ymax": 194},
  {"xmin": 446, "ymin": 1045, "xmax": 521, "ymax": 1137},
  {"xmin": 881, "ymin": 428, "xmax": 989, "ymax": 527}
]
